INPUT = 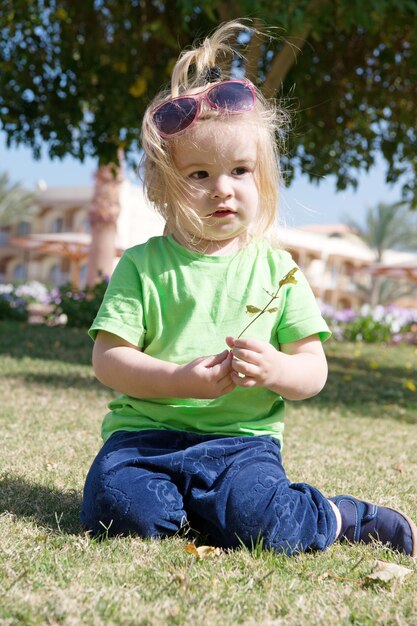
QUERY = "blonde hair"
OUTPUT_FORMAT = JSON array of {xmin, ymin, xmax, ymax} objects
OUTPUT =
[{"xmin": 141, "ymin": 20, "xmax": 287, "ymax": 248}]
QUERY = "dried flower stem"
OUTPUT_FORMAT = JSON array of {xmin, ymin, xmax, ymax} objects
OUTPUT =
[{"xmin": 236, "ymin": 267, "xmax": 299, "ymax": 339}]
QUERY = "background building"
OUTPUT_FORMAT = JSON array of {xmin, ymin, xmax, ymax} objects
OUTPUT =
[
  {"xmin": 1, "ymin": 183, "xmax": 416, "ymax": 308},
  {"xmin": 0, "ymin": 181, "xmax": 164, "ymax": 288}
]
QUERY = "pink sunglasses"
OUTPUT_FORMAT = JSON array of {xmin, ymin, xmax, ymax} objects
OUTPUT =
[{"xmin": 151, "ymin": 79, "xmax": 257, "ymax": 137}]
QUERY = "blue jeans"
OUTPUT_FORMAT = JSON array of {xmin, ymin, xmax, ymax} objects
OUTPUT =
[{"xmin": 81, "ymin": 430, "xmax": 336, "ymax": 555}]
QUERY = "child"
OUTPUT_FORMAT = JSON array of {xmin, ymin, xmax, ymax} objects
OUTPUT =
[{"xmin": 81, "ymin": 21, "xmax": 416, "ymax": 557}]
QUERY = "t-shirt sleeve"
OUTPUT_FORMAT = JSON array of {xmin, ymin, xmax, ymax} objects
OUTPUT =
[
  {"xmin": 88, "ymin": 251, "xmax": 146, "ymax": 347},
  {"xmin": 276, "ymin": 255, "xmax": 331, "ymax": 344}
]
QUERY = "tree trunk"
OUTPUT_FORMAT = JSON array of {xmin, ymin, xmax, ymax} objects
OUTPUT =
[
  {"xmin": 86, "ymin": 161, "xmax": 124, "ymax": 287},
  {"xmin": 243, "ymin": 0, "xmax": 327, "ymax": 96},
  {"xmin": 245, "ymin": 19, "xmax": 266, "ymax": 83},
  {"xmin": 217, "ymin": 0, "xmax": 241, "ymax": 21},
  {"xmin": 370, "ymin": 277, "xmax": 382, "ymax": 307},
  {"xmin": 263, "ymin": 26, "xmax": 311, "ymax": 98}
]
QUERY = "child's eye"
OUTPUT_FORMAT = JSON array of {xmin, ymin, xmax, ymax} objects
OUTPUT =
[
  {"xmin": 189, "ymin": 170, "xmax": 208, "ymax": 180},
  {"xmin": 232, "ymin": 166, "xmax": 249, "ymax": 176}
]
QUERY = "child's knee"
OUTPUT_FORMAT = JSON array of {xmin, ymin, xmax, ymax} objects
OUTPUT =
[
  {"xmin": 81, "ymin": 468, "xmax": 185, "ymax": 538},
  {"xmin": 221, "ymin": 466, "xmax": 334, "ymax": 554},
  {"xmin": 81, "ymin": 481, "xmax": 185, "ymax": 538}
]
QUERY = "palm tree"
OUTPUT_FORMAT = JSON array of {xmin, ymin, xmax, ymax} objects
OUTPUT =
[
  {"xmin": 86, "ymin": 159, "xmax": 124, "ymax": 286},
  {"xmin": 353, "ymin": 275, "xmax": 417, "ymax": 307},
  {"xmin": 345, "ymin": 201, "xmax": 417, "ymax": 305},
  {"xmin": 346, "ymin": 201, "xmax": 417, "ymax": 262},
  {"xmin": 0, "ymin": 172, "xmax": 35, "ymax": 227}
]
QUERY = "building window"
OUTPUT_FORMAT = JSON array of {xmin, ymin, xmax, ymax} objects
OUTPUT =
[
  {"xmin": 0, "ymin": 228, "xmax": 8, "ymax": 245},
  {"xmin": 49, "ymin": 263, "xmax": 65, "ymax": 286},
  {"xmin": 51, "ymin": 217, "xmax": 64, "ymax": 233},
  {"xmin": 79, "ymin": 264, "xmax": 88, "ymax": 288},
  {"xmin": 16, "ymin": 221, "xmax": 31, "ymax": 236},
  {"xmin": 81, "ymin": 217, "xmax": 90, "ymax": 233},
  {"xmin": 13, "ymin": 264, "xmax": 27, "ymax": 282}
]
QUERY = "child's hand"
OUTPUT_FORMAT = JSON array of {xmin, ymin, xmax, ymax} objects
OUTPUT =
[
  {"xmin": 176, "ymin": 349, "xmax": 236, "ymax": 399},
  {"xmin": 226, "ymin": 334, "xmax": 328, "ymax": 400},
  {"xmin": 226, "ymin": 336, "xmax": 281, "ymax": 389}
]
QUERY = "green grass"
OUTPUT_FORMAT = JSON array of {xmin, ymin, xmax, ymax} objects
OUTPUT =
[{"xmin": 0, "ymin": 320, "xmax": 416, "ymax": 625}]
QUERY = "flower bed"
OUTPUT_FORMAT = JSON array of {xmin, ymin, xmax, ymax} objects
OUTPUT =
[
  {"xmin": 0, "ymin": 281, "xmax": 50, "ymax": 322},
  {"xmin": 49, "ymin": 278, "xmax": 108, "ymax": 327},
  {"xmin": 2, "ymin": 280, "xmax": 417, "ymax": 342},
  {"xmin": 321, "ymin": 303, "xmax": 417, "ymax": 344},
  {"xmin": 0, "ymin": 279, "xmax": 108, "ymax": 327}
]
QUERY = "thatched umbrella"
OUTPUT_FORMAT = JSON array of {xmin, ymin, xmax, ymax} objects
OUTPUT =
[{"xmin": 10, "ymin": 232, "xmax": 123, "ymax": 288}]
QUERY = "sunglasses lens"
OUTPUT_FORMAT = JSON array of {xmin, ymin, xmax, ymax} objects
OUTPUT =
[
  {"xmin": 208, "ymin": 82, "xmax": 255, "ymax": 111},
  {"xmin": 153, "ymin": 98, "xmax": 197, "ymax": 136},
  {"xmin": 151, "ymin": 82, "xmax": 255, "ymax": 137}
]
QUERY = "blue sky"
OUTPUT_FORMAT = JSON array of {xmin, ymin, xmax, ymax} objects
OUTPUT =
[{"xmin": 0, "ymin": 135, "xmax": 405, "ymax": 228}]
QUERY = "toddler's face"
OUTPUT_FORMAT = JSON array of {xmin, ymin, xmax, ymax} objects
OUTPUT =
[{"xmin": 172, "ymin": 119, "xmax": 260, "ymax": 253}]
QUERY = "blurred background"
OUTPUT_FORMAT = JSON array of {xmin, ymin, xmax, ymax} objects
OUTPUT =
[{"xmin": 1, "ymin": 2, "xmax": 417, "ymax": 328}]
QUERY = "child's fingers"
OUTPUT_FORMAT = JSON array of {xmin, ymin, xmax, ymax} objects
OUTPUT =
[
  {"xmin": 207, "ymin": 351, "xmax": 233, "ymax": 378},
  {"xmin": 231, "ymin": 357, "xmax": 258, "ymax": 378},
  {"xmin": 231, "ymin": 371, "xmax": 257, "ymax": 387},
  {"xmin": 230, "ymin": 337, "xmax": 265, "ymax": 353},
  {"xmin": 205, "ymin": 349, "xmax": 230, "ymax": 367},
  {"xmin": 210, "ymin": 362, "xmax": 235, "ymax": 393},
  {"xmin": 225, "ymin": 336, "xmax": 235, "ymax": 349},
  {"xmin": 220, "ymin": 377, "xmax": 236, "ymax": 393},
  {"xmin": 230, "ymin": 346, "xmax": 259, "ymax": 365}
]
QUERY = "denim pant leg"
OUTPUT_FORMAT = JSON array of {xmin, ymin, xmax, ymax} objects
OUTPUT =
[
  {"xmin": 81, "ymin": 431, "xmax": 187, "ymax": 537},
  {"xmin": 182, "ymin": 435, "xmax": 337, "ymax": 555}
]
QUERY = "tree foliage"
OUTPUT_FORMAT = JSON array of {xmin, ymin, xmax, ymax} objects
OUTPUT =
[
  {"xmin": 0, "ymin": 171, "xmax": 35, "ymax": 227},
  {"xmin": 0, "ymin": 1, "xmax": 212, "ymax": 166},
  {"xmin": 346, "ymin": 200, "xmax": 417, "ymax": 305},
  {"xmin": 216, "ymin": 0, "xmax": 417, "ymax": 203},
  {"xmin": 346, "ymin": 201, "xmax": 417, "ymax": 261},
  {"xmin": 1, "ymin": 0, "xmax": 417, "ymax": 205}
]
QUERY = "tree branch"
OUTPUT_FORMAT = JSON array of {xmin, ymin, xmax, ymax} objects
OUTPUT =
[
  {"xmin": 245, "ymin": 18, "xmax": 266, "ymax": 83},
  {"xmin": 262, "ymin": 0, "xmax": 331, "ymax": 97},
  {"xmin": 263, "ymin": 25, "xmax": 311, "ymax": 98},
  {"xmin": 217, "ymin": 0, "xmax": 241, "ymax": 22}
]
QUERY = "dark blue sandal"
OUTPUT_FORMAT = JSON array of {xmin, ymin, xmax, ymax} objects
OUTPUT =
[{"xmin": 330, "ymin": 495, "xmax": 416, "ymax": 557}]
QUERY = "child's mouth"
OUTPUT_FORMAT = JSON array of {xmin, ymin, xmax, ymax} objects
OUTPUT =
[{"xmin": 211, "ymin": 209, "xmax": 236, "ymax": 218}]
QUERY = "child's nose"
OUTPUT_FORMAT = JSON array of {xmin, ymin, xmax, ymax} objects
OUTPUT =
[{"xmin": 210, "ymin": 175, "xmax": 233, "ymax": 199}]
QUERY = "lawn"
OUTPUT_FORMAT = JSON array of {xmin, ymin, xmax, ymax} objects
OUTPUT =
[{"xmin": 0, "ymin": 320, "xmax": 416, "ymax": 626}]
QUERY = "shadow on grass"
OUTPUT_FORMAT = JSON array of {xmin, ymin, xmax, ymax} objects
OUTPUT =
[
  {"xmin": 0, "ymin": 474, "xmax": 84, "ymax": 535},
  {"xmin": 312, "ymin": 352, "xmax": 417, "ymax": 423},
  {"xmin": 0, "ymin": 321, "xmax": 92, "ymax": 365},
  {"xmin": 3, "ymin": 370, "xmax": 107, "ymax": 391},
  {"xmin": 2, "ymin": 322, "xmax": 416, "ymax": 423}
]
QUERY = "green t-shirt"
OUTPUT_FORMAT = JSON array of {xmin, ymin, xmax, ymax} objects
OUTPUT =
[{"xmin": 89, "ymin": 235, "xmax": 330, "ymax": 444}]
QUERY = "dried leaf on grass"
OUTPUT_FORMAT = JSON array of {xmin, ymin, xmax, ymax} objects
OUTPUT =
[
  {"xmin": 364, "ymin": 560, "xmax": 413, "ymax": 585},
  {"xmin": 185, "ymin": 544, "xmax": 222, "ymax": 559},
  {"xmin": 316, "ymin": 558, "xmax": 413, "ymax": 586}
]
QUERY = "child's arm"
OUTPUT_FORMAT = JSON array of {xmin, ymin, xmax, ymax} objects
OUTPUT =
[
  {"xmin": 92, "ymin": 330, "xmax": 235, "ymax": 399},
  {"xmin": 226, "ymin": 335, "xmax": 327, "ymax": 401}
]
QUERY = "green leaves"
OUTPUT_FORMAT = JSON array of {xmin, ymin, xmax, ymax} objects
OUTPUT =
[
  {"xmin": 1, "ymin": 1, "xmax": 417, "ymax": 206},
  {"xmin": 0, "ymin": 1, "xmax": 213, "ymax": 164},
  {"xmin": 245, "ymin": 305, "xmax": 278, "ymax": 315},
  {"xmin": 0, "ymin": 172, "xmax": 35, "ymax": 227},
  {"xmin": 279, "ymin": 267, "xmax": 299, "ymax": 287}
]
